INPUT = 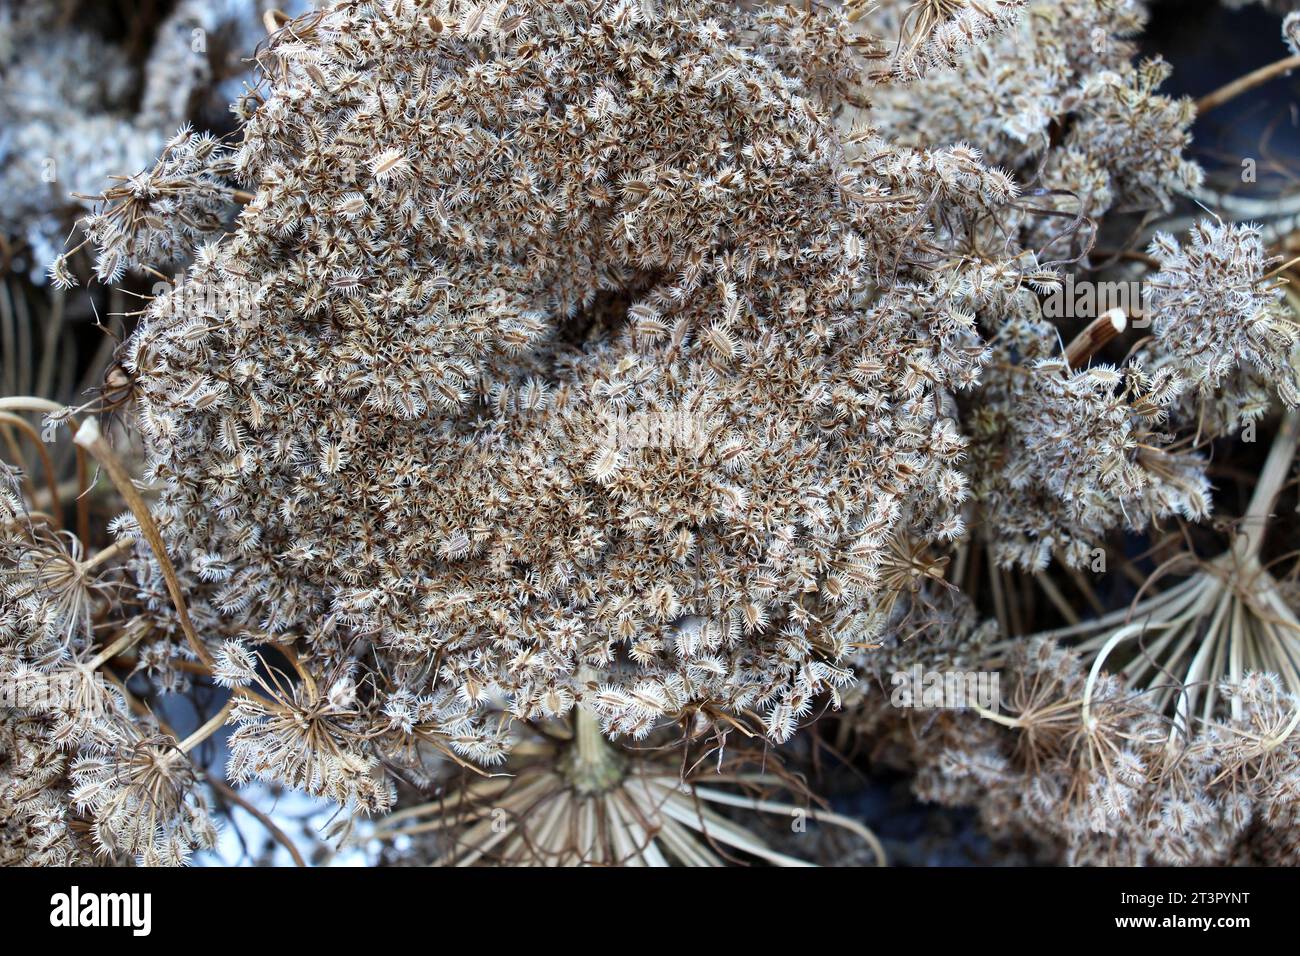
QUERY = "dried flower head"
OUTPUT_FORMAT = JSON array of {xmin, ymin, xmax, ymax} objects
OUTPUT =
[{"xmin": 109, "ymin": 0, "xmax": 1014, "ymax": 786}]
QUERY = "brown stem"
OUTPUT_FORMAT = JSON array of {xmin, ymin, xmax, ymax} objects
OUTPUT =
[
  {"xmin": 73, "ymin": 418, "xmax": 213, "ymax": 667},
  {"xmin": 263, "ymin": 9, "xmax": 290, "ymax": 33},
  {"xmin": 0, "ymin": 425, "xmax": 38, "ymax": 508},
  {"xmin": 0, "ymin": 412, "xmax": 61, "ymax": 529},
  {"xmin": 179, "ymin": 697, "xmax": 237, "ymax": 753},
  {"xmin": 208, "ymin": 777, "xmax": 307, "ymax": 867},
  {"xmin": 1064, "ymin": 308, "xmax": 1127, "ymax": 369},
  {"xmin": 82, "ymin": 535, "xmax": 136, "ymax": 572},
  {"xmin": 75, "ymin": 446, "xmax": 90, "ymax": 548},
  {"xmin": 1197, "ymin": 53, "xmax": 1300, "ymax": 115},
  {"xmin": 88, "ymin": 621, "xmax": 150, "ymax": 669}
]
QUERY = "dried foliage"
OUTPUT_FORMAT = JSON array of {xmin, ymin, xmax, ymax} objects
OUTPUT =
[
  {"xmin": 114, "ymin": 0, "xmax": 1007, "ymax": 766},
  {"xmin": 2, "ymin": 0, "xmax": 1300, "ymax": 868},
  {"xmin": 860, "ymin": 630, "xmax": 1300, "ymax": 865}
]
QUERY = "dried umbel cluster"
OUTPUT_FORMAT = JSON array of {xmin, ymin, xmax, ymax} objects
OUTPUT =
[
  {"xmin": 51, "ymin": 126, "xmax": 243, "ymax": 289},
  {"xmin": 0, "ymin": 0, "xmax": 157, "ymax": 281},
  {"xmin": 108, "ymin": 0, "xmax": 1033, "ymax": 804},
  {"xmin": 866, "ymin": 0, "xmax": 1202, "ymax": 231},
  {"xmin": 845, "ymin": 0, "xmax": 1028, "ymax": 80},
  {"xmin": 1140, "ymin": 221, "xmax": 1300, "ymax": 430},
  {"xmin": 970, "ymin": 352, "xmax": 1212, "ymax": 571},
  {"xmin": 849, "ymin": 407, "xmax": 1300, "ymax": 867},
  {"xmin": 861, "ymin": 0, "xmax": 1295, "ymax": 574},
  {"xmin": 9, "ymin": 0, "xmax": 1299, "ymax": 869},
  {"xmin": 0, "ymin": 467, "xmax": 219, "ymax": 865},
  {"xmin": 835, "ymin": 0, "xmax": 1217, "ymax": 572},
  {"xmin": 862, "ymin": 633, "xmax": 1300, "ymax": 866},
  {"xmin": 0, "ymin": 0, "xmax": 270, "ymax": 284},
  {"xmin": 966, "ymin": 217, "xmax": 1296, "ymax": 571},
  {"xmin": 830, "ymin": 0, "xmax": 1300, "ymax": 866}
]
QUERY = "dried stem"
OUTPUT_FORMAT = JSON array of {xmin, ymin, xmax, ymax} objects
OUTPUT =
[
  {"xmin": 1063, "ymin": 308, "xmax": 1127, "ymax": 369},
  {"xmin": 1235, "ymin": 408, "xmax": 1300, "ymax": 563},
  {"xmin": 1197, "ymin": 53, "xmax": 1300, "ymax": 115},
  {"xmin": 179, "ymin": 697, "xmax": 238, "ymax": 754},
  {"xmin": 73, "ymin": 417, "xmax": 213, "ymax": 667},
  {"xmin": 208, "ymin": 777, "xmax": 307, "ymax": 867},
  {"xmin": 564, "ymin": 703, "xmax": 624, "ymax": 794},
  {"xmin": 0, "ymin": 412, "xmax": 61, "ymax": 528}
]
